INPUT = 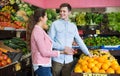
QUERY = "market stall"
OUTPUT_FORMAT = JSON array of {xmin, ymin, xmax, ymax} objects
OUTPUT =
[
  {"xmin": 0, "ymin": 0, "xmax": 120, "ymax": 76},
  {"xmin": 0, "ymin": 0, "xmax": 32, "ymax": 76}
]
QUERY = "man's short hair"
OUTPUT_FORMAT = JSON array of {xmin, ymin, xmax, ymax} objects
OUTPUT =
[{"xmin": 59, "ymin": 3, "xmax": 72, "ymax": 11}]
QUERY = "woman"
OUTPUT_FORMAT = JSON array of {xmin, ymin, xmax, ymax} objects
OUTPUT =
[{"xmin": 26, "ymin": 8, "xmax": 73, "ymax": 76}]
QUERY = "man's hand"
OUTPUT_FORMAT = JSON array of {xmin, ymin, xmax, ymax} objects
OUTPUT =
[{"xmin": 88, "ymin": 53, "xmax": 93, "ymax": 57}]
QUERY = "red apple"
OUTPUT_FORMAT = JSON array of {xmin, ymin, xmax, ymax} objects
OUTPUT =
[
  {"xmin": 1, "ymin": 60, "xmax": 7, "ymax": 67},
  {"xmin": 3, "ymin": 54, "xmax": 8, "ymax": 60},
  {"xmin": 0, "ymin": 55, "xmax": 3, "ymax": 61}
]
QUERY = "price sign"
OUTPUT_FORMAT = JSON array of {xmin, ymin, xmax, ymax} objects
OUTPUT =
[
  {"xmin": 83, "ymin": 73, "xmax": 107, "ymax": 76},
  {"xmin": 96, "ymin": 30, "xmax": 100, "ymax": 34}
]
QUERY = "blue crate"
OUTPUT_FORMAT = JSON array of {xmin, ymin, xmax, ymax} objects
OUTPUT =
[
  {"xmin": 101, "ymin": 45, "xmax": 120, "ymax": 50},
  {"xmin": 87, "ymin": 46, "xmax": 100, "ymax": 49},
  {"xmin": 72, "ymin": 46, "xmax": 101, "ymax": 49}
]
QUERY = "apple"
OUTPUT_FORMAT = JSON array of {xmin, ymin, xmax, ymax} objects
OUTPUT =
[
  {"xmin": 0, "ymin": 55, "xmax": 3, "ymax": 61},
  {"xmin": 3, "ymin": 54, "xmax": 8, "ymax": 60},
  {"xmin": 1, "ymin": 60, "xmax": 7, "ymax": 67}
]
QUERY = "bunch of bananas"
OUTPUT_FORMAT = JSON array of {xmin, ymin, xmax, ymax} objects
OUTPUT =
[
  {"xmin": 1, "ymin": 5, "xmax": 15, "ymax": 13},
  {"xmin": 80, "ymin": 49, "xmax": 115, "ymax": 61},
  {"xmin": 75, "ymin": 12, "xmax": 86, "ymax": 26}
]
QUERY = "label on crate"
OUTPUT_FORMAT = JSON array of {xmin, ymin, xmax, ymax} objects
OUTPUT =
[
  {"xmin": 15, "ymin": 63, "xmax": 21, "ymax": 71},
  {"xmin": 96, "ymin": 30, "xmax": 100, "ymax": 34},
  {"xmin": 83, "ymin": 73, "xmax": 107, "ymax": 76}
]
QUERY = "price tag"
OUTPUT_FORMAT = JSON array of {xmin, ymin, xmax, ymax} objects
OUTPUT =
[
  {"xmin": 78, "ymin": 30, "xmax": 83, "ymax": 35},
  {"xmin": 96, "ymin": 30, "xmax": 100, "ymax": 34},
  {"xmin": 83, "ymin": 73, "xmax": 107, "ymax": 76},
  {"xmin": 15, "ymin": 62, "xmax": 21, "ymax": 71},
  {"xmin": 83, "ymin": 73, "xmax": 92, "ymax": 76}
]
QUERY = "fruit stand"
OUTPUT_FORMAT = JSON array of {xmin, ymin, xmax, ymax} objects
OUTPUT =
[
  {"xmin": 0, "ymin": 0, "xmax": 34, "ymax": 76},
  {"xmin": 0, "ymin": 53, "xmax": 31, "ymax": 76},
  {"xmin": 0, "ymin": 0, "xmax": 120, "ymax": 76},
  {"xmin": 72, "ymin": 49, "xmax": 120, "ymax": 76},
  {"xmin": 0, "ymin": 35, "xmax": 31, "ymax": 76}
]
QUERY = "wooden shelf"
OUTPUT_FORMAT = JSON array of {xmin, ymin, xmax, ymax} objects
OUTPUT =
[
  {"xmin": 0, "ymin": 30, "xmax": 16, "ymax": 39},
  {"xmin": 78, "ymin": 29, "xmax": 120, "ymax": 36},
  {"xmin": 0, "ymin": 30, "xmax": 26, "ymax": 39}
]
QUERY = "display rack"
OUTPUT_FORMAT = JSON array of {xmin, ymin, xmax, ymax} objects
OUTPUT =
[
  {"xmin": 0, "ymin": 54, "xmax": 32, "ymax": 76},
  {"xmin": 0, "ymin": 30, "xmax": 26, "ymax": 39},
  {"xmin": 0, "ymin": 29, "xmax": 31, "ymax": 76}
]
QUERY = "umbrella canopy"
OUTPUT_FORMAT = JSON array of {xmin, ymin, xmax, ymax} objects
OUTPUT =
[{"xmin": 22, "ymin": 0, "xmax": 120, "ymax": 8}]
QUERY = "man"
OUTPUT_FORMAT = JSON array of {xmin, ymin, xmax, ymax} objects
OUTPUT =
[{"xmin": 48, "ymin": 3, "xmax": 91, "ymax": 76}]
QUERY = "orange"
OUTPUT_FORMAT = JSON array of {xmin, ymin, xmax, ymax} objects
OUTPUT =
[
  {"xmin": 101, "ymin": 63, "xmax": 109, "ymax": 70},
  {"xmin": 81, "ymin": 60, "xmax": 88, "ymax": 66},
  {"xmin": 106, "ymin": 68, "xmax": 115, "ymax": 74},
  {"xmin": 88, "ymin": 62, "xmax": 95, "ymax": 69},
  {"xmin": 74, "ymin": 67, "xmax": 83, "ymax": 73},
  {"xmin": 81, "ymin": 65, "xmax": 88, "ymax": 72},
  {"xmin": 115, "ymin": 66, "xmax": 120, "ymax": 74},
  {"xmin": 78, "ymin": 59, "xmax": 83, "ymax": 64},
  {"xmin": 95, "ymin": 63, "xmax": 102, "ymax": 69},
  {"xmin": 102, "ymin": 55, "xmax": 109, "ymax": 60},
  {"xmin": 104, "ymin": 60, "xmax": 111, "ymax": 67},
  {"xmin": 84, "ymin": 68, "xmax": 91, "ymax": 73},
  {"xmin": 87, "ymin": 58, "xmax": 94, "ymax": 63},
  {"xmin": 97, "ymin": 57, "xmax": 104, "ymax": 63},
  {"xmin": 92, "ymin": 60, "xmax": 98, "ymax": 65},
  {"xmin": 99, "ymin": 69, "xmax": 106, "ymax": 73},
  {"xmin": 75, "ymin": 64, "xmax": 81, "ymax": 68},
  {"xmin": 111, "ymin": 60, "xmax": 119, "ymax": 65},
  {"xmin": 83, "ymin": 56, "xmax": 90, "ymax": 61},
  {"xmin": 91, "ymin": 66, "xmax": 99, "ymax": 73},
  {"xmin": 110, "ymin": 63, "xmax": 119, "ymax": 70},
  {"xmin": 92, "ymin": 56, "xmax": 98, "ymax": 60}
]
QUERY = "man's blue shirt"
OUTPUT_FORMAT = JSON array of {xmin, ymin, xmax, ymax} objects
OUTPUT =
[{"xmin": 48, "ymin": 19, "xmax": 90, "ymax": 64}]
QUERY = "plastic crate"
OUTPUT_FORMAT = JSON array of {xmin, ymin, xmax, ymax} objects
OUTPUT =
[
  {"xmin": 0, "ymin": 54, "xmax": 32, "ymax": 76},
  {"xmin": 101, "ymin": 45, "xmax": 120, "ymax": 50},
  {"xmin": 72, "ymin": 46, "xmax": 101, "ymax": 49},
  {"xmin": 0, "ymin": 61, "xmax": 21, "ymax": 76}
]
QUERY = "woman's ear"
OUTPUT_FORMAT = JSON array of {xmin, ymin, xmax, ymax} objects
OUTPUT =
[
  {"xmin": 39, "ymin": 17, "xmax": 42, "ymax": 21},
  {"xmin": 39, "ymin": 16, "xmax": 44, "ymax": 21}
]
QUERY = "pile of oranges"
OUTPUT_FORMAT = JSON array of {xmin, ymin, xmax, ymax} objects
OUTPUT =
[{"xmin": 74, "ymin": 50, "xmax": 120, "ymax": 74}]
